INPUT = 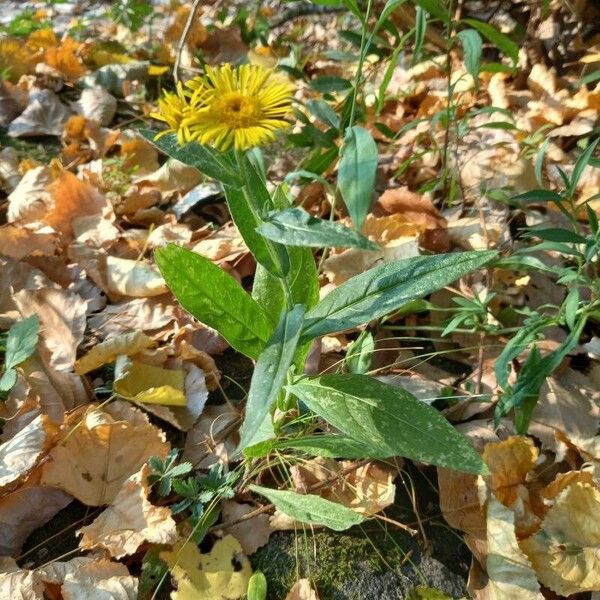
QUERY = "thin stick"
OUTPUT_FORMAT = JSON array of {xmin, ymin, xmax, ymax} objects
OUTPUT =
[{"xmin": 174, "ymin": 0, "xmax": 203, "ymax": 84}]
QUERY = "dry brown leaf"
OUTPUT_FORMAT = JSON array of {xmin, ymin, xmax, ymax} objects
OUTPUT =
[
  {"xmin": 41, "ymin": 400, "xmax": 169, "ymax": 505},
  {"xmin": 74, "ymin": 331, "xmax": 155, "ymax": 375},
  {"xmin": 0, "ymin": 415, "xmax": 57, "ymax": 491},
  {"xmin": 160, "ymin": 535, "xmax": 251, "ymax": 600},
  {"xmin": 0, "ymin": 224, "xmax": 58, "ymax": 260},
  {"xmin": 8, "ymin": 89, "xmax": 71, "ymax": 137},
  {"xmin": 183, "ymin": 404, "xmax": 240, "ymax": 469},
  {"xmin": 13, "ymin": 287, "xmax": 87, "ymax": 372},
  {"xmin": 7, "ymin": 166, "xmax": 54, "ymax": 224},
  {"xmin": 43, "ymin": 38, "xmax": 86, "ymax": 81},
  {"xmin": 521, "ymin": 483, "xmax": 600, "ymax": 596},
  {"xmin": 285, "ymin": 579, "xmax": 321, "ymax": 600},
  {"xmin": 0, "ymin": 81, "xmax": 23, "ymax": 128},
  {"xmin": 78, "ymin": 463, "xmax": 177, "ymax": 558},
  {"xmin": 486, "ymin": 496, "xmax": 543, "ymax": 600},
  {"xmin": 0, "ymin": 147, "xmax": 21, "ymax": 193},
  {"xmin": 0, "ymin": 562, "xmax": 45, "ymax": 600},
  {"xmin": 136, "ymin": 159, "xmax": 201, "ymax": 198},
  {"xmin": 0, "ymin": 478, "xmax": 71, "ymax": 556},
  {"xmin": 106, "ymin": 256, "xmax": 168, "ymax": 297},
  {"xmin": 220, "ymin": 501, "xmax": 273, "ymax": 555}
]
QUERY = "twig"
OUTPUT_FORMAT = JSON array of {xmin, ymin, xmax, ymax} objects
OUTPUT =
[
  {"xmin": 174, "ymin": 0, "xmax": 203, "ymax": 84},
  {"xmin": 270, "ymin": 2, "xmax": 345, "ymax": 30}
]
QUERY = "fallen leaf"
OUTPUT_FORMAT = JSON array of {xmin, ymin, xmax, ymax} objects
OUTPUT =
[
  {"xmin": 7, "ymin": 166, "xmax": 54, "ymax": 224},
  {"xmin": 486, "ymin": 496, "xmax": 543, "ymax": 599},
  {"xmin": 220, "ymin": 501, "xmax": 273, "ymax": 555},
  {"xmin": 74, "ymin": 331, "xmax": 154, "ymax": 375},
  {"xmin": 521, "ymin": 482, "xmax": 600, "ymax": 596},
  {"xmin": 78, "ymin": 463, "xmax": 177, "ymax": 558},
  {"xmin": 113, "ymin": 356, "xmax": 186, "ymax": 406},
  {"xmin": 0, "ymin": 81, "xmax": 22, "ymax": 128},
  {"xmin": 79, "ymin": 61, "xmax": 149, "ymax": 97},
  {"xmin": 106, "ymin": 256, "xmax": 168, "ymax": 297},
  {"xmin": 8, "ymin": 89, "xmax": 71, "ymax": 137},
  {"xmin": 285, "ymin": 579, "xmax": 321, "ymax": 600},
  {"xmin": 41, "ymin": 400, "xmax": 169, "ymax": 505},
  {"xmin": 160, "ymin": 535, "xmax": 252, "ymax": 600},
  {"xmin": 0, "ymin": 224, "xmax": 58, "ymax": 260},
  {"xmin": 73, "ymin": 86, "xmax": 117, "ymax": 126},
  {"xmin": 136, "ymin": 159, "xmax": 201, "ymax": 197},
  {"xmin": 0, "ymin": 561, "xmax": 44, "ymax": 600},
  {"xmin": 0, "ymin": 415, "xmax": 57, "ymax": 491}
]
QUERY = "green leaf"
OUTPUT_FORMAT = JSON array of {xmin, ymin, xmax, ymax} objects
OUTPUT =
[
  {"xmin": 525, "ymin": 228, "xmax": 587, "ymax": 244},
  {"xmin": 244, "ymin": 434, "xmax": 383, "ymax": 459},
  {"xmin": 413, "ymin": 7, "xmax": 427, "ymax": 64},
  {"xmin": 155, "ymin": 244, "xmax": 271, "ymax": 359},
  {"xmin": 247, "ymin": 572, "xmax": 267, "ymax": 600},
  {"xmin": 457, "ymin": 29, "xmax": 482, "ymax": 84},
  {"xmin": 257, "ymin": 208, "xmax": 379, "ymax": 250},
  {"xmin": 511, "ymin": 190, "xmax": 563, "ymax": 203},
  {"xmin": 463, "ymin": 19, "xmax": 518, "ymax": 65},
  {"xmin": 238, "ymin": 305, "xmax": 305, "ymax": 452},
  {"xmin": 0, "ymin": 368, "xmax": 17, "ymax": 393},
  {"xmin": 310, "ymin": 76, "xmax": 353, "ymax": 93},
  {"xmin": 338, "ymin": 126, "xmax": 378, "ymax": 230},
  {"xmin": 569, "ymin": 138, "xmax": 599, "ymax": 197},
  {"xmin": 413, "ymin": 0, "xmax": 449, "ymax": 23},
  {"xmin": 288, "ymin": 374, "xmax": 487, "ymax": 474},
  {"xmin": 252, "ymin": 247, "xmax": 319, "ymax": 329},
  {"xmin": 301, "ymin": 251, "xmax": 497, "ymax": 341},
  {"xmin": 345, "ymin": 329, "xmax": 375, "ymax": 374},
  {"xmin": 4, "ymin": 315, "xmax": 39, "ymax": 370},
  {"xmin": 306, "ymin": 99, "xmax": 340, "ymax": 129},
  {"xmin": 249, "ymin": 484, "xmax": 365, "ymax": 531},
  {"xmin": 140, "ymin": 131, "xmax": 242, "ymax": 186}
]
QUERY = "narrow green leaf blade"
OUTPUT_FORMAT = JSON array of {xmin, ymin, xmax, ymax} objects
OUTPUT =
[
  {"xmin": 457, "ymin": 29, "xmax": 482, "ymax": 83},
  {"xmin": 140, "ymin": 130, "xmax": 241, "ymax": 186},
  {"xmin": 257, "ymin": 208, "xmax": 379, "ymax": 250},
  {"xmin": 155, "ymin": 244, "xmax": 271, "ymax": 359},
  {"xmin": 463, "ymin": 19, "xmax": 518, "ymax": 65},
  {"xmin": 249, "ymin": 484, "xmax": 365, "ymax": 531},
  {"xmin": 5, "ymin": 315, "xmax": 39, "ymax": 370},
  {"xmin": 338, "ymin": 126, "xmax": 378, "ymax": 230},
  {"xmin": 238, "ymin": 305, "xmax": 305, "ymax": 452},
  {"xmin": 301, "ymin": 251, "xmax": 497, "ymax": 341},
  {"xmin": 288, "ymin": 374, "xmax": 487, "ymax": 474}
]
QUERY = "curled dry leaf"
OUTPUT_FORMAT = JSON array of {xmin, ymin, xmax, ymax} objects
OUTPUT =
[
  {"xmin": 74, "ymin": 331, "xmax": 154, "ymax": 375},
  {"xmin": 78, "ymin": 463, "xmax": 177, "ymax": 558},
  {"xmin": 0, "ymin": 560, "xmax": 45, "ymax": 600},
  {"xmin": 285, "ymin": 579, "xmax": 321, "ymax": 600},
  {"xmin": 0, "ymin": 224, "xmax": 58, "ymax": 260},
  {"xmin": 135, "ymin": 159, "xmax": 202, "ymax": 198},
  {"xmin": 220, "ymin": 501, "xmax": 273, "ymax": 555},
  {"xmin": 486, "ymin": 496, "xmax": 543, "ymax": 600},
  {"xmin": 521, "ymin": 482, "xmax": 600, "ymax": 596},
  {"xmin": 0, "ymin": 415, "xmax": 57, "ymax": 491},
  {"xmin": 160, "ymin": 535, "xmax": 252, "ymax": 600},
  {"xmin": 106, "ymin": 256, "xmax": 168, "ymax": 297},
  {"xmin": 7, "ymin": 166, "xmax": 54, "ymax": 224},
  {"xmin": 0, "ymin": 147, "xmax": 21, "ymax": 193},
  {"xmin": 40, "ymin": 400, "xmax": 169, "ymax": 505},
  {"xmin": 8, "ymin": 89, "xmax": 71, "ymax": 137}
]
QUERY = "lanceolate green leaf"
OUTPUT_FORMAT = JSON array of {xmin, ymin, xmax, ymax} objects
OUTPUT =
[
  {"xmin": 224, "ymin": 184, "xmax": 289, "ymax": 278},
  {"xmin": 288, "ymin": 374, "xmax": 487, "ymax": 474},
  {"xmin": 139, "ymin": 131, "xmax": 241, "ymax": 186},
  {"xmin": 155, "ymin": 244, "xmax": 270, "ymax": 359},
  {"xmin": 463, "ymin": 19, "xmax": 518, "ymax": 65},
  {"xmin": 253, "ymin": 247, "xmax": 319, "ymax": 329},
  {"xmin": 457, "ymin": 29, "xmax": 482, "ymax": 84},
  {"xmin": 257, "ymin": 207, "xmax": 379, "ymax": 250},
  {"xmin": 4, "ymin": 315, "xmax": 39, "ymax": 369},
  {"xmin": 301, "ymin": 251, "xmax": 497, "ymax": 341},
  {"xmin": 249, "ymin": 485, "xmax": 365, "ymax": 531},
  {"xmin": 238, "ymin": 305, "xmax": 305, "ymax": 452},
  {"xmin": 338, "ymin": 126, "xmax": 378, "ymax": 230}
]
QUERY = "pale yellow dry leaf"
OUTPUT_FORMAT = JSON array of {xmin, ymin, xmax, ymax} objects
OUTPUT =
[
  {"xmin": 7, "ymin": 166, "xmax": 54, "ymax": 223},
  {"xmin": 73, "ymin": 214, "xmax": 120, "ymax": 248},
  {"xmin": 486, "ymin": 496, "xmax": 543, "ymax": 600},
  {"xmin": 176, "ymin": 340, "xmax": 220, "ymax": 391},
  {"xmin": 41, "ymin": 400, "xmax": 169, "ymax": 505},
  {"xmin": 78, "ymin": 463, "xmax": 177, "ymax": 558},
  {"xmin": 0, "ymin": 564, "xmax": 45, "ymax": 600},
  {"xmin": 73, "ymin": 86, "xmax": 117, "ymax": 126},
  {"xmin": 0, "ymin": 415, "xmax": 57, "ymax": 490},
  {"xmin": 13, "ymin": 287, "xmax": 87, "ymax": 372},
  {"xmin": 540, "ymin": 470, "xmax": 596, "ymax": 505},
  {"xmin": 113, "ymin": 356, "xmax": 186, "ymax": 406},
  {"xmin": 106, "ymin": 255, "xmax": 168, "ymax": 297},
  {"xmin": 160, "ymin": 535, "xmax": 252, "ymax": 600},
  {"xmin": 75, "ymin": 331, "xmax": 154, "ymax": 375},
  {"xmin": 220, "ymin": 501, "xmax": 273, "ymax": 555},
  {"xmin": 285, "ymin": 579, "xmax": 321, "ymax": 600},
  {"xmin": 520, "ymin": 482, "xmax": 600, "ymax": 596},
  {"xmin": 136, "ymin": 159, "xmax": 201, "ymax": 197},
  {"xmin": 8, "ymin": 89, "xmax": 71, "ymax": 137}
]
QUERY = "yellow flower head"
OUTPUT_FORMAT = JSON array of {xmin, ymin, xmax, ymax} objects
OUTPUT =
[
  {"xmin": 150, "ymin": 82, "xmax": 191, "ymax": 144},
  {"xmin": 154, "ymin": 63, "xmax": 293, "ymax": 152}
]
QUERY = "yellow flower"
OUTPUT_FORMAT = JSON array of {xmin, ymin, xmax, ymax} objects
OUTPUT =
[
  {"xmin": 154, "ymin": 64, "xmax": 292, "ymax": 151},
  {"xmin": 150, "ymin": 82, "xmax": 191, "ymax": 144}
]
